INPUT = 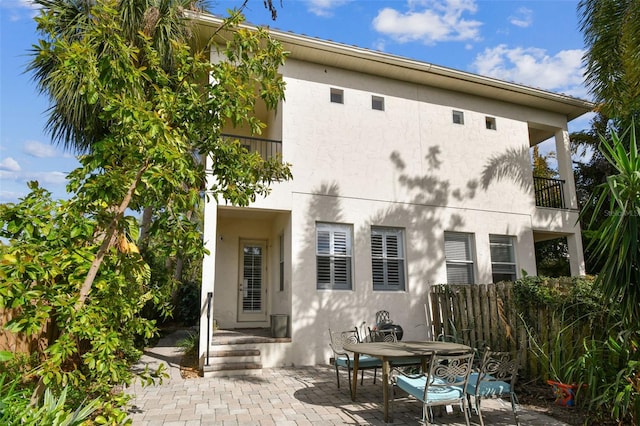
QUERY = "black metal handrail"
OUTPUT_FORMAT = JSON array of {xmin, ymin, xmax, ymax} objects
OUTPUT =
[
  {"xmin": 222, "ymin": 134, "xmax": 282, "ymax": 162},
  {"xmin": 205, "ymin": 291, "xmax": 212, "ymax": 366},
  {"xmin": 534, "ymin": 176, "xmax": 566, "ymax": 209}
]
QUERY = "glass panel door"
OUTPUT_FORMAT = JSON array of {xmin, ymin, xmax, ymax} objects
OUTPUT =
[{"xmin": 238, "ymin": 240, "xmax": 267, "ymax": 322}]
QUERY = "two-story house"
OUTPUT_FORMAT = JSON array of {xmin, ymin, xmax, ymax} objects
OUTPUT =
[{"xmin": 193, "ymin": 13, "xmax": 593, "ymax": 373}]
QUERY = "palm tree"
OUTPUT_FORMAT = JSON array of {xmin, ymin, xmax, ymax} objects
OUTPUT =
[
  {"xmin": 29, "ymin": 0, "xmax": 205, "ymax": 154},
  {"xmin": 578, "ymin": 0, "xmax": 640, "ymax": 124}
]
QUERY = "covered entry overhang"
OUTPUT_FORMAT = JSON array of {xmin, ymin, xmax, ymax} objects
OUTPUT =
[{"xmin": 201, "ymin": 205, "xmax": 291, "ymax": 331}]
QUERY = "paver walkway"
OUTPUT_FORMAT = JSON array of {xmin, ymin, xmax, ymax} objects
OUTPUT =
[{"xmin": 126, "ymin": 330, "xmax": 569, "ymax": 425}]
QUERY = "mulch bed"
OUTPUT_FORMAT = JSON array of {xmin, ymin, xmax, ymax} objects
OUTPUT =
[{"xmin": 516, "ymin": 381, "xmax": 620, "ymax": 426}]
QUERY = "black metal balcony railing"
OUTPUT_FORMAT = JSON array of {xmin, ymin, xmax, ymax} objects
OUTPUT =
[
  {"xmin": 222, "ymin": 134, "xmax": 282, "ymax": 162},
  {"xmin": 534, "ymin": 176, "xmax": 566, "ymax": 209}
]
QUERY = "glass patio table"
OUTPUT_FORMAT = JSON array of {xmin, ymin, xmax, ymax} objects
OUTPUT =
[{"xmin": 342, "ymin": 340, "xmax": 472, "ymax": 423}]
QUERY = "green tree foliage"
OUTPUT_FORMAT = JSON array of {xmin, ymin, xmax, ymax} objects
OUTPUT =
[
  {"xmin": 573, "ymin": 125, "xmax": 640, "ymax": 424},
  {"xmin": 579, "ymin": 0, "xmax": 640, "ymax": 125},
  {"xmin": 577, "ymin": 0, "xmax": 640, "ymax": 275},
  {"xmin": 1, "ymin": 184, "xmax": 156, "ymax": 421},
  {"xmin": 581, "ymin": 125, "xmax": 640, "ymax": 327},
  {"xmin": 531, "ymin": 145, "xmax": 557, "ymax": 179},
  {"xmin": 534, "ymin": 238, "xmax": 570, "ymax": 277},
  {"xmin": 1, "ymin": 0, "xmax": 291, "ymax": 420},
  {"xmin": 570, "ymin": 113, "xmax": 614, "ymax": 274}
]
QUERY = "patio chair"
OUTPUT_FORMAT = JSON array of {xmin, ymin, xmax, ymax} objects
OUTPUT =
[
  {"xmin": 367, "ymin": 326, "xmax": 425, "ymax": 371},
  {"xmin": 465, "ymin": 349, "xmax": 520, "ymax": 426},
  {"xmin": 392, "ymin": 351, "xmax": 474, "ymax": 425},
  {"xmin": 368, "ymin": 327, "xmax": 397, "ymax": 342},
  {"xmin": 328, "ymin": 328, "xmax": 382, "ymax": 396}
]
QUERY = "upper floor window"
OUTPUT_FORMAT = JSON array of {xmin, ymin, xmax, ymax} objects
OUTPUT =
[
  {"xmin": 371, "ymin": 227, "xmax": 405, "ymax": 291},
  {"xmin": 372, "ymin": 95, "xmax": 385, "ymax": 111},
  {"xmin": 490, "ymin": 235, "xmax": 517, "ymax": 282},
  {"xmin": 444, "ymin": 232, "xmax": 475, "ymax": 284},
  {"xmin": 316, "ymin": 223, "xmax": 352, "ymax": 290},
  {"xmin": 452, "ymin": 110, "xmax": 465, "ymax": 125},
  {"xmin": 486, "ymin": 116, "xmax": 497, "ymax": 130},
  {"xmin": 330, "ymin": 88, "xmax": 344, "ymax": 104}
]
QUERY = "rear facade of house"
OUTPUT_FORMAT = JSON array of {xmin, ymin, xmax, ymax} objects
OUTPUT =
[{"xmin": 196, "ymin": 15, "xmax": 592, "ymax": 370}]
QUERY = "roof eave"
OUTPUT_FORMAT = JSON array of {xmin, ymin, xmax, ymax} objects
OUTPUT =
[{"xmin": 188, "ymin": 12, "xmax": 594, "ymax": 121}]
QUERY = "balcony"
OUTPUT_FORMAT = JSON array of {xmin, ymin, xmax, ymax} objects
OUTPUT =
[
  {"xmin": 222, "ymin": 134, "xmax": 282, "ymax": 162},
  {"xmin": 534, "ymin": 176, "xmax": 566, "ymax": 209}
]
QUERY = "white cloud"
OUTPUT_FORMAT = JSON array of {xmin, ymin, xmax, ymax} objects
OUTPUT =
[
  {"xmin": 23, "ymin": 140, "xmax": 60, "ymax": 158},
  {"xmin": 306, "ymin": 0, "xmax": 352, "ymax": 17},
  {"xmin": 0, "ymin": 157, "xmax": 22, "ymax": 172},
  {"xmin": 29, "ymin": 171, "xmax": 68, "ymax": 185},
  {"xmin": 1, "ymin": 0, "xmax": 40, "ymax": 20},
  {"xmin": 0, "ymin": 189, "xmax": 27, "ymax": 204},
  {"xmin": 470, "ymin": 45, "xmax": 588, "ymax": 97},
  {"xmin": 372, "ymin": 0, "xmax": 482, "ymax": 45},
  {"xmin": 0, "ymin": 168, "xmax": 66, "ymax": 185},
  {"xmin": 1, "ymin": 0, "xmax": 38, "ymax": 10},
  {"xmin": 509, "ymin": 7, "xmax": 533, "ymax": 28},
  {"xmin": 372, "ymin": 39, "xmax": 387, "ymax": 52}
]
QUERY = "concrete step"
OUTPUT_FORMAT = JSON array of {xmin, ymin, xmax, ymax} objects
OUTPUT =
[
  {"xmin": 202, "ymin": 368, "xmax": 263, "ymax": 378},
  {"xmin": 210, "ymin": 348, "xmax": 260, "ymax": 357},
  {"xmin": 202, "ymin": 361, "xmax": 263, "ymax": 378},
  {"xmin": 208, "ymin": 349, "xmax": 260, "ymax": 365}
]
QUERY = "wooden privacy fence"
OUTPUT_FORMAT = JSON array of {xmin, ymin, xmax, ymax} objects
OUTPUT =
[
  {"xmin": 429, "ymin": 281, "xmax": 575, "ymax": 380},
  {"xmin": 0, "ymin": 308, "xmax": 46, "ymax": 355}
]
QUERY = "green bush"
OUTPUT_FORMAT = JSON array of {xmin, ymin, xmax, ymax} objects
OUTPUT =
[{"xmin": 175, "ymin": 281, "xmax": 201, "ymax": 326}]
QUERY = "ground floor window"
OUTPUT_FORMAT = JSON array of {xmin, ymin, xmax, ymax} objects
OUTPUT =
[
  {"xmin": 490, "ymin": 235, "xmax": 517, "ymax": 282},
  {"xmin": 371, "ymin": 227, "xmax": 406, "ymax": 291},
  {"xmin": 316, "ymin": 222, "xmax": 352, "ymax": 290},
  {"xmin": 444, "ymin": 232, "xmax": 475, "ymax": 284}
]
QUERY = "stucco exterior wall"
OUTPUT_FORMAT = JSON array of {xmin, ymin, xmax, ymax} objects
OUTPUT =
[
  {"xmin": 287, "ymin": 193, "xmax": 536, "ymax": 366},
  {"xmin": 251, "ymin": 59, "xmax": 554, "ymax": 215},
  {"xmin": 203, "ymin": 54, "xmax": 585, "ymax": 367}
]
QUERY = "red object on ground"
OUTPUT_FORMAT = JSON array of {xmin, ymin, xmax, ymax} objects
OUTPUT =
[{"xmin": 546, "ymin": 380, "xmax": 580, "ymax": 407}]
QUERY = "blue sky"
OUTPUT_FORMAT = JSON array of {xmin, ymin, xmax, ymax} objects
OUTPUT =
[{"xmin": 0, "ymin": 0, "xmax": 594, "ymax": 203}]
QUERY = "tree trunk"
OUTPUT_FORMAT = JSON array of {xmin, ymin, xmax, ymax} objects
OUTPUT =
[{"xmin": 74, "ymin": 165, "xmax": 148, "ymax": 311}]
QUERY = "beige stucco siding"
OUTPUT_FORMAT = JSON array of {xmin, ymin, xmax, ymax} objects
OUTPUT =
[
  {"xmin": 270, "ymin": 60, "xmax": 536, "ymax": 212},
  {"xmin": 286, "ymin": 190, "xmax": 536, "ymax": 366},
  {"xmin": 202, "ymin": 48, "xmax": 587, "ymax": 368}
]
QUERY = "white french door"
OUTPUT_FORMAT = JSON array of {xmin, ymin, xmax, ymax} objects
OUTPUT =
[{"xmin": 237, "ymin": 240, "xmax": 267, "ymax": 322}]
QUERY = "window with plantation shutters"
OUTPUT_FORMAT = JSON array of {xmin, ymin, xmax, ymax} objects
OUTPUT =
[
  {"xmin": 316, "ymin": 223, "xmax": 352, "ymax": 290},
  {"xmin": 371, "ymin": 227, "xmax": 405, "ymax": 291},
  {"xmin": 444, "ymin": 232, "xmax": 475, "ymax": 284},
  {"xmin": 490, "ymin": 235, "xmax": 517, "ymax": 282}
]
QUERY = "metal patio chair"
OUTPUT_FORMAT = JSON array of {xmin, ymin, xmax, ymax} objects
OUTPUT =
[
  {"xmin": 392, "ymin": 351, "xmax": 474, "ymax": 425},
  {"xmin": 328, "ymin": 328, "xmax": 382, "ymax": 396},
  {"xmin": 466, "ymin": 349, "xmax": 520, "ymax": 426}
]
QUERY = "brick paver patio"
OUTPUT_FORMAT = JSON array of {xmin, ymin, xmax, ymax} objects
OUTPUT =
[{"xmin": 126, "ymin": 331, "xmax": 568, "ymax": 425}]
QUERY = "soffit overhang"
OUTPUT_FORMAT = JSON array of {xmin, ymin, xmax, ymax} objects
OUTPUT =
[{"xmin": 189, "ymin": 12, "xmax": 594, "ymax": 123}]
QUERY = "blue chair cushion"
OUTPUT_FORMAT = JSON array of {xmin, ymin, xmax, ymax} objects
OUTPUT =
[
  {"xmin": 396, "ymin": 375, "xmax": 464, "ymax": 402},
  {"xmin": 335, "ymin": 354, "xmax": 381, "ymax": 368},
  {"xmin": 467, "ymin": 372, "xmax": 511, "ymax": 396}
]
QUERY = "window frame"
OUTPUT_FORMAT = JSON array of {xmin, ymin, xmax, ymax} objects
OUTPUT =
[
  {"xmin": 330, "ymin": 88, "xmax": 344, "ymax": 104},
  {"xmin": 316, "ymin": 222, "xmax": 353, "ymax": 290},
  {"xmin": 452, "ymin": 110, "xmax": 465, "ymax": 125},
  {"xmin": 371, "ymin": 226, "xmax": 406, "ymax": 291},
  {"xmin": 444, "ymin": 232, "xmax": 475, "ymax": 284},
  {"xmin": 489, "ymin": 234, "xmax": 517, "ymax": 282},
  {"xmin": 372, "ymin": 95, "xmax": 385, "ymax": 111},
  {"xmin": 485, "ymin": 116, "xmax": 497, "ymax": 130}
]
